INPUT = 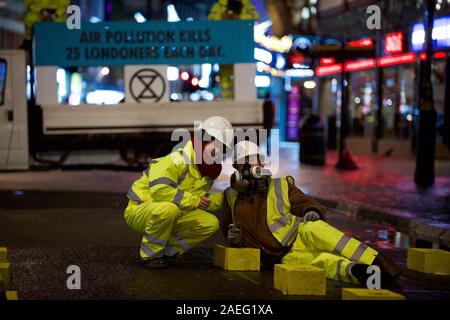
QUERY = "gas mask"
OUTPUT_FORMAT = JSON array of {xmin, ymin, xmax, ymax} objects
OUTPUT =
[{"xmin": 230, "ymin": 162, "xmax": 272, "ymax": 194}]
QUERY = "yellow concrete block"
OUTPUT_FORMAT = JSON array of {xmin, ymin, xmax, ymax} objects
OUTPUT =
[
  {"xmin": 5, "ymin": 291, "xmax": 18, "ymax": 300},
  {"xmin": 213, "ymin": 244, "xmax": 260, "ymax": 271},
  {"xmin": 274, "ymin": 264, "xmax": 326, "ymax": 296},
  {"xmin": 342, "ymin": 288, "xmax": 405, "ymax": 300},
  {"xmin": 0, "ymin": 262, "xmax": 11, "ymax": 290},
  {"xmin": 0, "ymin": 247, "xmax": 7, "ymax": 262},
  {"xmin": 407, "ymin": 248, "xmax": 450, "ymax": 275}
]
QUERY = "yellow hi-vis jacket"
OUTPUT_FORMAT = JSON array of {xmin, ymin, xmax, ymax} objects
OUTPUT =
[
  {"xmin": 225, "ymin": 177, "xmax": 302, "ymax": 247},
  {"xmin": 127, "ymin": 140, "xmax": 223, "ymax": 211},
  {"xmin": 208, "ymin": 0, "xmax": 260, "ymax": 20},
  {"xmin": 24, "ymin": 0, "xmax": 70, "ymax": 40}
]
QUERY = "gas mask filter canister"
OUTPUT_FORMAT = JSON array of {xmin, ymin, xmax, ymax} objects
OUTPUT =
[{"xmin": 230, "ymin": 162, "xmax": 272, "ymax": 194}]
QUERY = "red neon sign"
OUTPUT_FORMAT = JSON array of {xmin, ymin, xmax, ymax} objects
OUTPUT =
[
  {"xmin": 433, "ymin": 52, "xmax": 447, "ymax": 59},
  {"xmin": 419, "ymin": 52, "xmax": 447, "ymax": 60},
  {"xmin": 316, "ymin": 64, "xmax": 343, "ymax": 76},
  {"xmin": 385, "ymin": 32, "xmax": 404, "ymax": 54},
  {"xmin": 378, "ymin": 52, "xmax": 416, "ymax": 67},
  {"xmin": 347, "ymin": 38, "xmax": 374, "ymax": 47},
  {"xmin": 344, "ymin": 59, "xmax": 376, "ymax": 72},
  {"xmin": 289, "ymin": 52, "xmax": 304, "ymax": 65},
  {"xmin": 320, "ymin": 57, "xmax": 336, "ymax": 65}
]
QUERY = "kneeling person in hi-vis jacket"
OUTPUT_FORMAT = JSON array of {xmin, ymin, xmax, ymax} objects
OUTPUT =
[
  {"xmin": 222, "ymin": 141, "xmax": 402, "ymax": 285},
  {"xmin": 124, "ymin": 116, "xmax": 233, "ymax": 269}
]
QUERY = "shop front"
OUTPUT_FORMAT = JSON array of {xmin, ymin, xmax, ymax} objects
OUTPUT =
[{"xmin": 315, "ymin": 18, "xmax": 449, "ymax": 157}]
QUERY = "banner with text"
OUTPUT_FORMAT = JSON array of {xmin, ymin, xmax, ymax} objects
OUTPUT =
[{"xmin": 34, "ymin": 20, "xmax": 254, "ymax": 66}]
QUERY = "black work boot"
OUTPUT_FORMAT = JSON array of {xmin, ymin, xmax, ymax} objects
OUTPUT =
[
  {"xmin": 351, "ymin": 262, "xmax": 402, "ymax": 290},
  {"xmin": 350, "ymin": 263, "xmax": 371, "ymax": 286},
  {"xmin": 139, "ymin": 256, "xmax": 169, "ymax": 269},
  {"xmin": 372, "ymin": 253, "xmax": 403, "ymax": 280}
]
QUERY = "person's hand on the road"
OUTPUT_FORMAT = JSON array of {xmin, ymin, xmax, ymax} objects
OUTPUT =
[
  {"xmin": 228, "ymin": 223, "xmax": 241, "ymax": 247},
  {"xmin": 303, "ymin": 211, "xmax": 321, "ymax": 222},
  {"xmin": 198, "ymin": 196, "xmax": 211, "ymax": 210}
]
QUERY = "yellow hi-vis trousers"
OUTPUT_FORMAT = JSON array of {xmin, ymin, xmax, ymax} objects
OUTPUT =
[
  {"xmin": 124, "ymin": 201, "xmax": 219, "ymax": 260},
  {"xmin": 282, "ymin": 220, "xmax": 379, "ymax": 283}
]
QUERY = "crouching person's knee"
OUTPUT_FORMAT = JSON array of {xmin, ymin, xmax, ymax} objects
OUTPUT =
[
  {"xmin": 200, "ymin": 213, "xmax": 220, "ymax": 236},
  {"xmin": 159, "ymin": 202, "xmax": 181, "ymax": 221}
]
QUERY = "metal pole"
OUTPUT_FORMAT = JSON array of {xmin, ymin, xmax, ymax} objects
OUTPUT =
[
  {"xmin": 373, "ymin": 30, "xmax": 383, "ymax": 154},
  {"xmin": 444, "ymin": 56, "xmax": 450, "ymax": 150},
  {"xmin": 339, "ymin": 68, "xmax": 348, "ymax": 156},
  {"xmin": 335, "ymin": 40, "xmax": 358, "ymax": 170},
  {"xmin": 414, "ymin": 0, "xmax": 436, "ymax": 188}
]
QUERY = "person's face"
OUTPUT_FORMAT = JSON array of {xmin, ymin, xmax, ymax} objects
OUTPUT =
[{"xmin": 203, "ymin": 140, "xmax": 222, "ymax": 164}]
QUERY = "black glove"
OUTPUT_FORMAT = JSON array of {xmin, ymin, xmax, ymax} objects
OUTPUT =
[
  {"xmin": 303, "ymin": 211, "xmax": 321, "ymax": 222},
  {"xmin": 227, "ymin": 223, "xmax": 241, "ymax": 247}
]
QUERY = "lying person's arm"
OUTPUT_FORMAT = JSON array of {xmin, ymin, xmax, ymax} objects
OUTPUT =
[{"xmin": 288, "ymin": 183, "xmax": 327, "ymax": 220}]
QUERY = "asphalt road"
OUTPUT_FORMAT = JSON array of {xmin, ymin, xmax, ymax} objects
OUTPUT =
[{"xmin": 0, "ymin": 191, "xmax": 449, "ymax": 300}]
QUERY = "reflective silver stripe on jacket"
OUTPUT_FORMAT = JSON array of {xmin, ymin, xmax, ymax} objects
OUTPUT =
[
  {"xmin": 333, "ymin": 234, "xmax": 351, "ymax": 255},
  {"xmin": 145, "ymin": 159, "xmax": 158, "ymax": 176},
  {"xmin": 149, "ymin": 177, "xmax": 176, "ymax": 188},
  {"xmin": 127, "ymin": 187, "xmax": 143, "ymax": 204},
  {"xmin": 268, "ymin": 214, "xmax": 293, "ymax": 233},
  {"xmin": 128, "ymin": 159, "xmax": 159, "ymax": 202},
  {"xmin": 350, "ymin": 242, "xmax": 369, "ymax": 262},
  {"xmin": 165, "ymin": 244, "xmax": 177, "ymax": 257},
  {"xmin": 143, "ymin": 233, "xmax": 167, "ymax": 246},
  {"xmin": 173, "ymin": 189, "xmax": 185, "ymax": 206},
  {"xmin": 177, "ymin": 170, "xmax": 189, "ymax": 186},
  {"xmin": 175, "ymin": 232, "xmax": 191, "ymax": 252},
  {"xmin": 177, "ymin": 150, "xmax": 190, "ymax": 186},
  {"xmin": 345, "ymin": 262, "xmax": 355, "ymax": 283},
  {"xmin": 269, "ymin": 178, "xmax": 295, "ymax": 240},
  {"xmin": 273, "ymin": 178, "xmax": 285, "ymax": 214},
  {"xmin": 280, "ymin": 216, "xmax": 302, "ymax": 246},
  {"xmin": 140, "ymin": 243, "xmax": 163, "ymax": 259}
]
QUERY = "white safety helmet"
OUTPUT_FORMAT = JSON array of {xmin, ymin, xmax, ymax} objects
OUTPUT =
[
  {"xmin": 198, "ymin": 116, "xmax": 234, "ymax": 149},
  {"xmin": 233, "ymin": 140, "xmax": 265, "ymax": 164}
]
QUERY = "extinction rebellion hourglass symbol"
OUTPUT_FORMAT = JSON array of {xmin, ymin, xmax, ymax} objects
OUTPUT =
[{"xmin": 129, "ymin": 68, "xmax": 166, "ymax": 103}]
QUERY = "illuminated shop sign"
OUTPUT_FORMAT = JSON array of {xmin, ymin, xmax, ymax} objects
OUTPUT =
[
  {"xmin": 411, "ymin": 16, "xmax": 450, "ymax": 51},
  {"xmin": 320, "ymin": 57, "xmax": 335, "ymax": 65},
  {"xmin": 378, "ymin": 52, "xmax": 416, "ymax": 67},
  {"xmin": 385, "ymin": 32, "xmax": 404, "ymax": 54},
  {"xmin": 344, "ymin": 59, "xmax": 376, "ymax": 71},
  {"xmin": 285, "ymin": 68, "xmax": 314, "ymax": 77},
  {"xmin": 347, "ymin": 38, "xmax": 374, "ymax": 47},
  {"xmin": 316, "ymin": 64, "xmax": 342, "ymax": 76},
  {"xmin": 419, "ymin": 51, "xmax": 447, "ymax": 60},
  {"xmin": 286, "ymin": 84, "xmax": 301, "ymax": 140}
]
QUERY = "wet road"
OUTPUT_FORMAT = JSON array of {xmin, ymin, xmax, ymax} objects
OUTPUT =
[{"xmin": 1, "ymin": 191, "xmax": 449, "ymax": 300}]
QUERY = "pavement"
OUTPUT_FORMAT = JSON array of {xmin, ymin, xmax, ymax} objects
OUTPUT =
[{"xmin": 0, "ymin": 143, "xmax": 449, "ymax": 300}]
